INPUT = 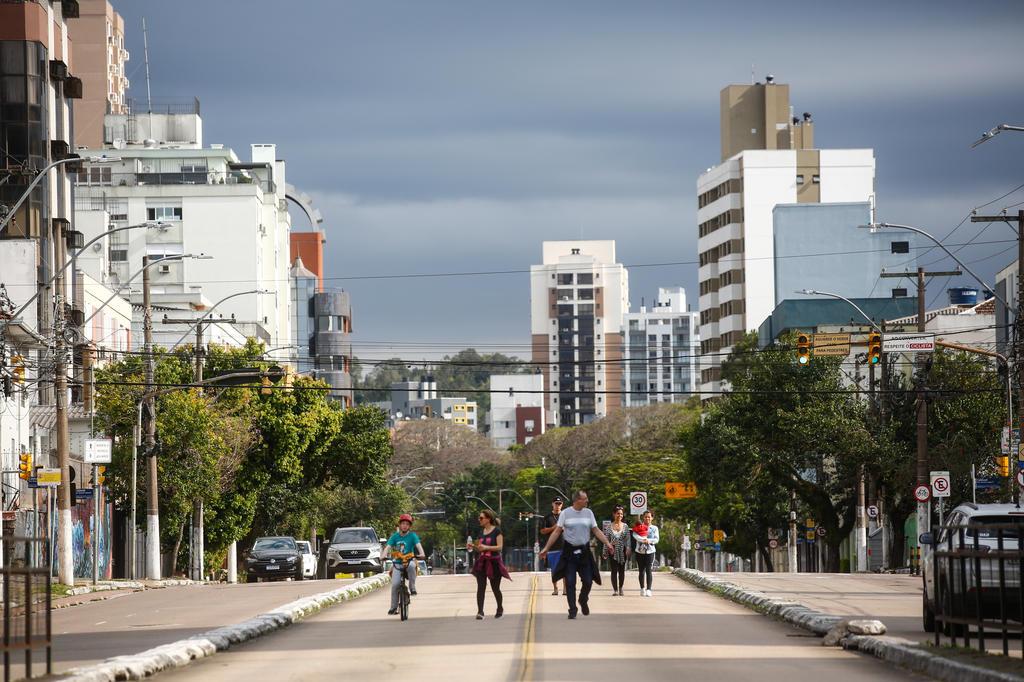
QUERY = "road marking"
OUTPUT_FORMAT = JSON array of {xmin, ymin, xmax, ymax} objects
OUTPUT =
[
  {"xmin": 95, "ymin": 621, "xmax": 106, "ymax": 626},
  {"xmin": 516, "ymin": 575, "xmax": 538, "ymax": 682}
]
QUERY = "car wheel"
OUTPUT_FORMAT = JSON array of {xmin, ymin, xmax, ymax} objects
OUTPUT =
[
  {"xmin": 923, "ymin": 595, "xmax": 935, "ymax": 633},
  {"xmin": 295, "ymin": 569, "xmax": 304, "ymax": 581}
]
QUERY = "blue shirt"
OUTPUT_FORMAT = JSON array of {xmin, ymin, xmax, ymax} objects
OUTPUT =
[{"xmin": 386, "ymin": 531, "xmax": 421, "ymax": 565}]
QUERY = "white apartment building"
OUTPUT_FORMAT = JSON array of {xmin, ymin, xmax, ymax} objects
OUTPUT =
[
  {"xmin": 622, "ymin": 287, "xmax": 700, "ymax": 406},
  {"xmin": 74, "ymin": 109, "xmax": 293, "ymax": 349},
  {"xmin": 697, "ymin": 79, "xmax": 875, "ymax": 394},
  {"xmin": 488, "ymin": 374, "xmax": 545, "ymax": 448},
  {"xmin": 530, "ymin": 241, "xmax": 628, "ymax": 427}
]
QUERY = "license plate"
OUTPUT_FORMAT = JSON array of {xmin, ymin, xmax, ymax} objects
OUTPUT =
[{"xmin": 266, "ymin": 565, "xmax": 280, "ymax": 570}]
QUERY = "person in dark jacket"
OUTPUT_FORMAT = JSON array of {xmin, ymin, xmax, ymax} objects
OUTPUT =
[{"xmin": 539, "ymin": 490, "xmax": 614, "ymax": 619}]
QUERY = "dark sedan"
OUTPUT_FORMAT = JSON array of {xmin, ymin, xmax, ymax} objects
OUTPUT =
[{"xmin": 246, "ymin": 536, "xmax": 302, "ymax": 582}]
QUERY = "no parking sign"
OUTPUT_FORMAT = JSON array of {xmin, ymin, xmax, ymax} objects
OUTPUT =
[{"xmin": 630, "ymin": 491, "xmax": 648, "ymax": 515}]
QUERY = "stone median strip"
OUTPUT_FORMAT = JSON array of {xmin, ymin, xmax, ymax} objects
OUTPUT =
[
  {"xmin": 673, "ymin": 568, "xmax": 1023, "ymax": 682},
  {"xmin": 65, "ymin": 579, "xmax": 198, "ymax": 598},
  {"xmin": 60, "ymin": 572, "xmax": 391, "ymax": 682}
]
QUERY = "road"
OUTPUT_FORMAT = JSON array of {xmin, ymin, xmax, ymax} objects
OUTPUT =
[
  {"xmin": 166, "ymin": 573, "xmax": 919, "ymax": 681},
  {"xmin": 9, "ymin": 579, "xmax": 352, "ymax": 680}
]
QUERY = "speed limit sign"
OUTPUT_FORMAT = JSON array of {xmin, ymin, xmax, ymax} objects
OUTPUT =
[
  {"xmin": 629, "ymin": 491, "xmax": 648, "ymax": 515},
  {"xmin": 768, "ymin": 538, "xmax": 779, "ymax": 550}
]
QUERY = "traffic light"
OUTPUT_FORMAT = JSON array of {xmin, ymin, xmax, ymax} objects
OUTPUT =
[
  {"xmin": 997, "ymin": 455, "xmax": 1010, "ymax": 478},
  {"xmin": 796, "ymin": 334, "xmax": 810, "ymax": 365},
  {"xmin": 18, "ymin": 452, "xmax": 32, "ymax": 480},
  {"xmin": 260, "ymin": 375, "xmax": 272, "ymax": 395},
  {"xmin": 868, "ymin": 333, "xmax": 882, "ymax": 365},
  {"xmin": 11, "ymin": 355, "xmax": 24, "ymax": 384},
  {"xmin": 68, "ymin": 465, "xmax": 77, "ymax": 501},
  {"xmin": 97, "ymin": 466, "xmax": 106, "ymax": 486}
]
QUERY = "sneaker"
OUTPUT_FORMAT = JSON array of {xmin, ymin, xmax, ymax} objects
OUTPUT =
[
  {"xmin": 646, "ymin": 589, "xmax": 653, "ymax": 597},
  {"xmin": 387, "ymin": 608, "xmax": 398, "ymax": 615},
  {"xmin": 568, "ymin": 611, "xmax": 577, "ymax": 619},
  {"xmin": 580, "ymin": 602, "xmax": 590, "ymax": 616},
  {"xmin": 410, "ymin": 589, "xmax": 417, "ymax": 596},
  {"xmin": 475, "ymin": 612, "xmax": 484, "ymax": 620},
  {"xmin": 552, "ymin": 589, "xmax": 559, "ymax": 596},
  {"xmin": 495, "ymin": 608, "xmax": 503, "ymax": 619}
]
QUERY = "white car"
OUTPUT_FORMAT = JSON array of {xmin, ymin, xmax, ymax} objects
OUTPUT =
[
  {"xmin": 920, "ymin": 502, "xmax": 1022, "ymax": 633},
  {"xmin": 296, "ymin": 540, "xmax": 318, "ymax": 579}
]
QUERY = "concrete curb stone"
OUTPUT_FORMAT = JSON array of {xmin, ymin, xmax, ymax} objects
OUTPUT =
[
  {"xmin": 673, "ymin": 568, "xmax": 1023, "ymax": 682},
  {"xmin": 60, "ymin": 572, "xmax": 391, "ymax": 681},
  {"xmin": 66, "ymin": 579, "xmax": 198, "ymax": 597}
]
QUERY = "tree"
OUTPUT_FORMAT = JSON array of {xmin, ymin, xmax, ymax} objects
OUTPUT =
[{"xmin": 390, "ymin": 419, "xmax": 501, "ymax": 483}]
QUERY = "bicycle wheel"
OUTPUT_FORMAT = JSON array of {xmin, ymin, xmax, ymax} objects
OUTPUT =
[{"xmin": 399, "ymin": 583, "xmax": 410, "ymax": 621}]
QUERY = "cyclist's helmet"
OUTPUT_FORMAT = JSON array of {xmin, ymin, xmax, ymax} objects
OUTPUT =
[{"xmin": 398, "ymin": 513, "xmax": 414, "ymax": 524}]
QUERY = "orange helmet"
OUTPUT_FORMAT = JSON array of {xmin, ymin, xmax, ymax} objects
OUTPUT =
[{"xmin": 398, "ymin": 513, "xmax": 414, "ymax": 524}]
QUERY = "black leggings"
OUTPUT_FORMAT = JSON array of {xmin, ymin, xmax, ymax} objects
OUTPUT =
[
  {"xmin": 475, "ymin": 572, "xmax": 503, "ymax": 614},
  {"xmin": 610, "ymin": 559, "xmax": 626, "ymax": 591},
  {"xmin": 636, "ymin": 553, "xmax": 654, "ymax": 590}
]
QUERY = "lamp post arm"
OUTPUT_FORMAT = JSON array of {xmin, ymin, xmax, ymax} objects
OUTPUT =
[
  {"xmin": 81, "ymin": 253, "xmax": 200, "ymax": 328},
  {"xmin": 799, "ymin": 289, "xmax": 881, "ymax": 331},
  {"xmin": 168, "ymin": 289, "xmax": 267, "ymax": 350},
  {"xmin": 1, "ymin": 158, "xmax": 79, "ymax": 235}
]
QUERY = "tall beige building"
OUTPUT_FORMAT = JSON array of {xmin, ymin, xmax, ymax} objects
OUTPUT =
[{"xmin": 74, "ymin": 0, "xmax": 129, "ymax": 149}]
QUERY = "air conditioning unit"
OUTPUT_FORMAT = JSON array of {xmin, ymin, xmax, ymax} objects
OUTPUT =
[{"xmin": 159, "ymin": 264, "xmax": 171, "ymax": 274}]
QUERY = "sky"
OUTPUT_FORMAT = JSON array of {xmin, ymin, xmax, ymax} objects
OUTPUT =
[{"xmin": 112, "ymin": 1, "xmax": 1024, "ymax": 362}]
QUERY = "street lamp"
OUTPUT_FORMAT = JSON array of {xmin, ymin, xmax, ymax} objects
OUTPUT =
[
  {"xmin": 0, "ymin": 155, "xmax": 121, "ymax": 235},
  {"xmin": 167, "ymin": 289, "xmax": 274, "ymax": 350},
  {"xmin": 858, "ymin": 222, "xmax": 1009, "ymax": 310},
  {"xmin": 390, "ymin": 466, "xmax": 433, "ymax": 485},
  {"xmin": 538, "ymin": 484, "xmax": 569, "ymax": 502},
  {"xmin": 797, "ymin": 289, "xmax": 881, "ymax": 331},
  {"xmin": 410, "ymin": 481, "xmax": 444, "ymax": 498},
  {"xmin": 971, "ymin": 123, "xmax": 1024, "ymax": 148}
]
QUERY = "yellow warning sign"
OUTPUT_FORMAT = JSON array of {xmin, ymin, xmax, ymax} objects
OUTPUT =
[
  {"xmin": 665, "ymin": 482, "xmax": 698, "ymax": 499},
  {"xmin": 812, "ymin": 333, "xmax": 851, "ymax": 357},
  {"xmin": 713, "ymin": 529, "xmax": 726, "ymax": 543}
]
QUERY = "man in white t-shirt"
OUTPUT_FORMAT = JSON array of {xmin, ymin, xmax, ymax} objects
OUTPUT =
[{"xmin": 539, "ymin": 490, "xmax": 613, "ymax": 619}]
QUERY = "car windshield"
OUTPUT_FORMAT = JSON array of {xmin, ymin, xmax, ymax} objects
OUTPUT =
[
  {"xmin": 296, "ymin": 541, "xmax": 311, "ymax": 553},
  {"xmin": 333, "ymin": 529, "xmax": 377, "ymax": 544},
  {"xmin": 966, "ymin": 516, "xmax": 1021, "ymax": 540},
  {"xmin": 254, "ymin": 538, "xmax": 296, "ymax": 551}
]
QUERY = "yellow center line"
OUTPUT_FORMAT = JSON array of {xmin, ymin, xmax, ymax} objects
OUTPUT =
[{"xmin": 517, "ymin": 575, "xmax": 538, "ymax": 682}]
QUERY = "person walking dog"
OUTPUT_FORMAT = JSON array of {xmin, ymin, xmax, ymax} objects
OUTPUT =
[
  {"xmin": 539, "ymin": 490, "xmax": 614, "ymax": 619},
  {"xmin": 632, "ymin": 510, "xmax": 659, "ymax": 596}
]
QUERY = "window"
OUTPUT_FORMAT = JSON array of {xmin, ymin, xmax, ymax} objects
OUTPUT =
[
  {"xmin": 557, "ymin": 289, "xmax": 574, "ymax": 301},
  {"xmin": 524, "ymin": 419, "xmax": 535, "ymax": 433},
  {"xmin": 892, "ymin": 288, "xmax": 908, "ymax": 298},
  {"xmin": 146, "ymin": 206, "xmax": 182, "ymax": 221},
  {"xmin": 557, "ymin": 273, "xmax": 574, "ymax": 285},
  {"xmin": 78, "ymin": 166, "xmax": 112, "ymax": 185},
  {"xmin": 812, "ymin": 175, "xmax": 821, "ymax": 184},
  {"xmin": 891, "ymin": 241, "xmax": 910, "ymax": 254},
  {"xmin": 577, "ymin": 273, "xmax": 593, "ymax": 285},
  {"xmin": 109, "ymin": 248, "xmax": 127, "ymax": 262},
  {"xmin": 577, "ymin": 288, "xmax": 594, "ymax": 301},
  {"xmin": 796, "ymin": 174, "xmax": 805, "ymax": 184}
]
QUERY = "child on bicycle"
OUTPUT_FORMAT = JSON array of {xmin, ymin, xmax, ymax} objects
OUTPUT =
[{"xmin": 382, "ymin": 513, "xmax": 425, "ymax": 615}]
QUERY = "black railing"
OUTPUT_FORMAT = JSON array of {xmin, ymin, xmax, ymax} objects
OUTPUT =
[
  {"xmin": 2, "ymin": 537, "xmax": 51, "ymax": 682},
  {"xmin": 929, "ymin": 521, "xmax": 1022, "ymax": 658}
]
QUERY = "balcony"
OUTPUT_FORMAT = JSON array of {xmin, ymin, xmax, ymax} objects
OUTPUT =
[
  {"xmin": 74, "ymin": 170, "xmax": 276, "ymax": 193},
  {"xmin": 314, "ymin": 331, "xmax": 351, "ymax": 358}
]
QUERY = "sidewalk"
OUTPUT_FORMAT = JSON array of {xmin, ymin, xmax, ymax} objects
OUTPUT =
[{"xmin": 9, "ymin": 579, "xmax": 353, "ymax": 680}]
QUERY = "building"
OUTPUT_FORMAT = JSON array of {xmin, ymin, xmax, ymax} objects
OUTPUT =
[
  {"xmin": 772, "ymin": 203, "xmax": 922, "ymax": 304},
  {"xmin": 758, "ymin": 297, "xmax": 919, "ymax": 347},
  {"xmin": 374, "ymin": 377, "xmax": 478, "ymax": 430},
  {"xmin": 74, "ymin": 110, "xmax": 294, "ymax": 349},
  {"xmin": 72, "ymin": 0, "xmax": 128, "ymax": 149},
  {"xmin": 487, "ymin": 374, "xmax": 545, "ymax": 448},
  {"xmin": 309, "ymin": 289, "xmax": 354, "ymax": 406},
  {"xmin": 995, "ymin": 261, "xmax": 1017, "ymax": 355},
  {"xmin": 886, "ymin": 294, "xmax": 996, "ymax": 350},
  {"xmin": 621, "ymin": 287, "xmax": 700, "ymax": 406},
  {"xmin": 530, "ymin": 241, "xmax": 628, "ymax": 427},
  {"xmin": 697, "ymin": 78, "xmax": 876, "ymax": 394}
]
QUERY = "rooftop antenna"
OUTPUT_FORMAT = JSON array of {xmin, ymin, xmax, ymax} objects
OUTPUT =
[
  {"xmin": 751, "ymin": 63, "xmax": 755, "ymax": 84},
  {"xmin": 142, "ymin": 17, "xmax": 153, "ymax": 115}
]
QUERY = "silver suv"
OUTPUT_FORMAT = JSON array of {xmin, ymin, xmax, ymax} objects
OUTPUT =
[
  {"xmin": 324, "ymin": 527, "xmax": 383, "ymax": 577},
  {"xmin": 920, "ymin": 502, "xmax": 1023, "ymax": 632}
]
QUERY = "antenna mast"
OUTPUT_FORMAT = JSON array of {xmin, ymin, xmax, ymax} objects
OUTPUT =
[{"xmin": 142, "ymin": 17, "xmax": 153, "ymax": 114}]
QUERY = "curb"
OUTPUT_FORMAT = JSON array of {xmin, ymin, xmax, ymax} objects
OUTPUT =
[
  {"xmin": 66, "ymin": 579, "xmax": 199, "ymax": 597},
  {"xmin": 673, "ymin": 568, "xmax": 1023, "ymax": 682},
  {"xmin": 60, "ymin": 572, "xmax": 391, "ymax": 681}
]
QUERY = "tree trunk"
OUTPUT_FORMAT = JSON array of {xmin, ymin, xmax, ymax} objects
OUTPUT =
[
  {"xmin": 757, "ymin": 543, "xmax": 774, "ymax": 572},
  {"xmin": 890, "ymin": 516, "xmax": 907, "ymax": 568},
  {"xmin": 170, "ymin": 520, "xmax": 185, "ymax": 576}
]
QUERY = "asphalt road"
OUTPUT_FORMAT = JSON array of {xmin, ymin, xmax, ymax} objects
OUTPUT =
[
  {"xmin": 166, "ymin": 573, "xmax": 919, "ymax": 681},
  {"xmin": 9, "ymin": 578, "xmax": 353, "ymax": 680}
]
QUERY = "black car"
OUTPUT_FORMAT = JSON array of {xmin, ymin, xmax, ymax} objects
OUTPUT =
[{"xmin": 246, "ymin": 536, "xmax": 303, "ymax": 582}]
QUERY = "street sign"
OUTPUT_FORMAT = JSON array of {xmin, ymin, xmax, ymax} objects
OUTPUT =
[
  {"xmin": 805, "ymin": 530, "xmax": 816, "ymax": 541},
  {"xmin": 867, "ymin": 505, "xmax": 878, "ymax": 519},
  {"xmin": 976, "ymin": 476, "xmax": 1002, "ymax": 491},
  {"xmin": 84, "ymin": 438, "xmax": 112, "ymax": 464},
  {"xmin": 37, "ymin": 467, "xmax": 61, "ymax": 486},
  {"xmin": 27, "ymin": 477, "xmax": 38, "ymax": 488},
  {"xmin": 75, "ymin": 488, "xmax": 94, "ymax": 500},
  {"xmin": 882, "ymin": 333, "xmax": 935, "ymax": 353},
  {"xmin": 682, "ymin": 537, "xmax": 692, "ymax": 551},
  {"xmin": 1001, "ymin": 427, "xmax": 1021, "ymax": 455},
  {"xmin": 812, "ymin": 332, "xmax": 851, "ymax": 357},
  {"xmin": 805, "ymin": 518, "xmax": 815, "ymax": 529},
  {"xmin": 930, "ymin": 471, "xmax": 951, "ymax": 498},
  {"xmin": 629, "ymin": 491, "xmax": 648, "ymax": 515},
  {"xmin": 1016, "ymin": 469, "xmax": 1024, "ymax": 489},
  {"xmin": 665, "ymin": 482, "xmax": 698, "ymax": 499},
  {"xmin": 768, "ymin": 538, "xmax": 779, "ymax": 549},
  {"xmin": 694, "ymin": 541, "xmax": 703, "ymax": 551},
  {"xmin": 712, "ymin": 542, "xmax": 721, "ymax": 552},
  {"xmin": 816, "ymin": 526, "xmax": 827, "ymax": 537},
  {"xmin": 712, "ymin": 529, "xmax": 725, "ymax": 543},
  {"xmin": 913, "ymin": 484, "xmax": 932, "ymax": 502}
]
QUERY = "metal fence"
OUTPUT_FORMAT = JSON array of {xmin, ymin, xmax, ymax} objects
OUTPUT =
[
  {"xmin": 2, "ymin": 537, "xmax": 51, "ymax": 682},
  {"xmin": 931, "ymin": 521, "xmax": 1022, "ymax": 657}
]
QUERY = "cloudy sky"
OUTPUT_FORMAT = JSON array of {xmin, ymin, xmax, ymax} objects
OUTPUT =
[{"xmin": 113, "ymin": 1, "xmax": 1024, "ymax": 361}]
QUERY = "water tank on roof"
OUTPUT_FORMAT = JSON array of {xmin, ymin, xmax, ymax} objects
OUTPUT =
[{"xmin": 948, "ymin": 287, "xmax": 978, "ymax": 306}]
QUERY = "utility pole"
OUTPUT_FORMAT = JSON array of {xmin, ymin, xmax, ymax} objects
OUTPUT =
[
  {"xmin": 880, "ymin": 267, "xmax": 960, "ymax": 539},
  {"xmin": 788, "ymin": 490, "xmax": 798, "ymax": 573},
  {"xmin": 54, "ymin": 220, "xmax": 74, "ymax": 586},
  {"xmin": 971, "ymin": 210, "xmax": 1024, "ymax": 504},
  {"xmin": 143, "ymin": 257, "xmax": 161, "ymax": 579}
]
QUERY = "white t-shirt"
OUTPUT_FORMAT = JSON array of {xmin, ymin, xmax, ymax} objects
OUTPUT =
[{"xmin": 558, "ymin": 506, "xmax": 597, "ymax": 547}]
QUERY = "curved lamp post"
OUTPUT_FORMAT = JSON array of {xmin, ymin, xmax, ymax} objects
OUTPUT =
[{"xmin": 0, "ymin": 155, "xmax": 120, "ymax": 235}]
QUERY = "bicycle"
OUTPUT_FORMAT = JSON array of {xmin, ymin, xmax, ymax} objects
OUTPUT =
[{"xmin": 391, "ymin": 551, "xmax": 420, "ymax": 621}]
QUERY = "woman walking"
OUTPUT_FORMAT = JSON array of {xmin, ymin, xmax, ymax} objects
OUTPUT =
[
  {"xmin": 632, "ymin": 510, "xmax": 660, "ymax": 596},
  {"xmin": 605, "ymin": 505, "xmax": 630, "ymax": 596},
  {"xmin": 468, "ymin": 509, "xmax": 511, "ymax": 619}
]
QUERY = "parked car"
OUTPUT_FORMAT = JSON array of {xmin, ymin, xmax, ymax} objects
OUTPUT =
[
  {"xmin": 920, "ymin": 503, "xmax": 1023, "ymax": 632},
  {"xmin": 324, "ymin": 527, "xmax": 384, "ymax": 577},
  {"xmin": 246, "ymin": 536, "xmax": 302, "ymax": 582},
  {"xmin": 296, "ymin": 540, "xmax": 318, "ymax": 579}
]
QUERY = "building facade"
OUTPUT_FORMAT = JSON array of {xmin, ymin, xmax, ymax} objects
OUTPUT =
[
  {"xmin": 995, "ymin": 260, "xmax": 1017, "ymax": 355},
  {"xmin": 374, "ymin": 377, "xmax": 478, "ymax": 430},
  {"xmin": 488, "ymin": 374, "xmax": 545, "ymax": 448},
  {"xmin": 621, "ymin": 287, "xmax": 700, "ymax": 406},
  {"xmin": 530, "ymin": 241, "xmax": 628, "ymax": 427},
  {"xmin": 696, "ymin": 79, "xmax": 876, "ymax": 394},
  {"xmin": 72, "ymin": 0, "xmax": 128, "ymax": 149}
]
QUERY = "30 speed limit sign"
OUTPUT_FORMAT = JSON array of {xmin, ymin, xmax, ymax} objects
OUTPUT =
[{"xmin": 629, "ymin": 491, "xmax": 648, "ymax": 515}]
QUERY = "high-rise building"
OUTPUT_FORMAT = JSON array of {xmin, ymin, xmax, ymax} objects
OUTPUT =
[
  {"xmin": 73, "ymin": 0, "xmax": 128, "ymax": 150},
  {"xmin": 530, "ymin": 241, "xmax": 628, "ymax": 427},
  {"xmin": 696, "ymin": 78, "xmax": 875, "ymax": 394},
  {"xmin": 621, "ymin": 287, "xmax": 699, "ymax": 406}
]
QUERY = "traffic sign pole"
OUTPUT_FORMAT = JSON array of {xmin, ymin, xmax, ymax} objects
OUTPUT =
[{"xmin": 92, "ymin": 463, "xmax": 99, "ymax": 586}]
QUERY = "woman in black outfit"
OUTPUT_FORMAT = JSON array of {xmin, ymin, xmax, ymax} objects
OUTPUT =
[
  {"xmin": 604, "ymin": 505, "xmax": 630, "ymax": 595},
  {"xmin": 468, "ymin": 509, "xmax": 511, "ymax": 619}
]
